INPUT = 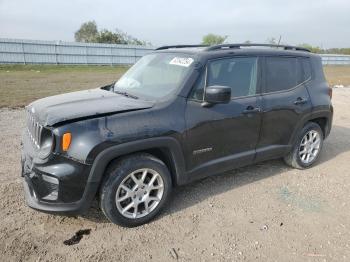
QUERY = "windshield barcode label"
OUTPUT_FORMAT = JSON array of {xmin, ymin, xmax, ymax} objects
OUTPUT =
[{"xmin": 169, "ymin": 57, "xmax": 194, "ymax": 67}]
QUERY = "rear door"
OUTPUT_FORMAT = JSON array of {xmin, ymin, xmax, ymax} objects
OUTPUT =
[{"xmin": 255, "ymin": 56, "xmax": 312, "ymax": 162}]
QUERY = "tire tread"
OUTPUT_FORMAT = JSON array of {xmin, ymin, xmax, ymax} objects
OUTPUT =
[
  {"xmin": 284, "ymin": 122, "xmax": 323, "ymax": 169},
  {"xmin": 99, "ymin": 153, "xmax": 171, "ymax": 227}
]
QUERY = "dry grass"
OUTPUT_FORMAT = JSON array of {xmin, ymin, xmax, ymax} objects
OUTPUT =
[
  {"xmin": 323, "ymin": 65, "xmax": 350, "ymax": 86},
  {"xmin": 0, "ymin": 64, "xmax": 349, "ymax": 108},
  {"xmin": 0, "ymin": 65, "xmax": 129, "ymax": 108}
]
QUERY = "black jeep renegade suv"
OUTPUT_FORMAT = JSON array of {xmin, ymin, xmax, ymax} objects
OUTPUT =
[{"xmin": 21, "ymin": 44, "xmax": 333, "ymax": 227}]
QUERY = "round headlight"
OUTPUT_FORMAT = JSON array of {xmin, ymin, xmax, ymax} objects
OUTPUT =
[{"xmin": 38, "ymin": 128, "xmax": 54, "ymax": 159}]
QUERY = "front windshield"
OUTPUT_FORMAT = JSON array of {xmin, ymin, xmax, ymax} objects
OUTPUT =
[{"xmin": 114, "ymin": 53, "xmax": 195, "ymax": 99}]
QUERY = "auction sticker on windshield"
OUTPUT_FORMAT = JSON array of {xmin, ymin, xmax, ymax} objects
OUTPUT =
[{"xmin": 169, "ymin": 57, "xmax": 194, "ymax": 67}]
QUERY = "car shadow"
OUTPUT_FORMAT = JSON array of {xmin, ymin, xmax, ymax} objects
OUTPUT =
[{"xmin": 81, "ymin": 125, "xmax": 350, "ymax": 224}]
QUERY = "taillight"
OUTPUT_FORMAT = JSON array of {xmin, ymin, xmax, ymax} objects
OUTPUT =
[{"xmin": 328, "ymin": 87, "xmax": 333, "ymax": 100}]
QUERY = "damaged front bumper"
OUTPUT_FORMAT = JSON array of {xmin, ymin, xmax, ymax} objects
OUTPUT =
[
  {"xmin": 21, "ymin": 131, "xmax": 98, "ymax": 215},
  {"xmin": 22, "ymin": 177, "xmax": 97, "ymax": 215}
]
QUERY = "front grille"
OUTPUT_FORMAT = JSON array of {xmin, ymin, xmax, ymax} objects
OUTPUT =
[{"xmin": 26, "ymin": 110, "xmax": 43, "ymax": 149}]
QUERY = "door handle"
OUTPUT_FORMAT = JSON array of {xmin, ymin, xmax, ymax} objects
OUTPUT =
[
  {"xmin": 294, "ymin": 97, "xmax": 308, "ymax": 105},
  {"xmin": 242, "ymin": 106, "xmax": 261, "ymax": 114}
]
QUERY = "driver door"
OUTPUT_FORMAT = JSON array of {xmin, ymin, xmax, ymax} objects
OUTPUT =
[{"xmin": 184, "ymin": 56, "xmax": 262, "ymax": 180}]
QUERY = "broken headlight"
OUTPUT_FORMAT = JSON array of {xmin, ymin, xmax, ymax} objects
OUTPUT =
[{"xmin": 38, "ymin": 128, "xmax": 55, "ymax": 159}]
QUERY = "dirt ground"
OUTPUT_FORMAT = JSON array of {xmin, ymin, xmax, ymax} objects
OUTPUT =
[{"xmin": 0, "ymin": 88, "xmax": 349, "ymax": 261}]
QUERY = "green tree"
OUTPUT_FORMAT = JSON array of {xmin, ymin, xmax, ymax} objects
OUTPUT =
[
  {"xmin": 202, "ymin": 33, "xmax": 228, "ymax": 45},
  {"xmin": 298, "ymin": 43, "xmax": 323, "ymax": 53},
  {"xmin": 324, "ymin": 48, "xmax": 350, "ymax": 55},
  {"xmin": 115, "ymin": 29, "xmax": 148, "ymax": 45},
  {"xmin": 94, "ymin": 30, "xmax": 127, "ymax": 44},
  {"xmin": 74, "ymin": 21, "xmax": 148, "ymax": 45},
  {"xmin": 94, "ymin": 29, "xmax": 148, "ymax": 45},
  {"xmin": 74, "ymin": 21, "xmax": 98, "ymax": 43}
]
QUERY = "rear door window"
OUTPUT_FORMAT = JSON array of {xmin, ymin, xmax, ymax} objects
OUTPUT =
[
  {"xmin": 265, "ymin": 57, "xmax": 303, "ymax": 93},
  {"xmin": 300, "ymin": 57, "xmax": 312, "ymax": 82}
]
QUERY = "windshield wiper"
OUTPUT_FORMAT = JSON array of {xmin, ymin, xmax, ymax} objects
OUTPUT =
[{"xmin": 114, "ymin": 90, "xmax": 139, "ymax": 99}]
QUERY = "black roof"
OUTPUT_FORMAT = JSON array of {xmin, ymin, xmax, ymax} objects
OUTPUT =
[{"xmin": 155, "ymin": 43, "xmax": 317, "ymax": 58}]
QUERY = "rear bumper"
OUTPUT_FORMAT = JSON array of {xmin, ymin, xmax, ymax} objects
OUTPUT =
[{"xmin": 325, "ymin": 105, "xmax": 333, "ymax": 138}]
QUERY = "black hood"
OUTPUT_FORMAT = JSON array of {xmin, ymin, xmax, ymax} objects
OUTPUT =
[{"xmin": 27, "ymin": 88, "xmax": 154, "ymax": 126}]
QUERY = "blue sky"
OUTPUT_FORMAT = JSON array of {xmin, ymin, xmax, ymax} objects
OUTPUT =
[{"xmin": 0, "ymin": 0, "xmax": 349, "ymax": 48}]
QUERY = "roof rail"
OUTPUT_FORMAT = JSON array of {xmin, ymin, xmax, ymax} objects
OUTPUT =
[
  {"xmin": 155, "ymin": 44, "xmax": 208, "ymax": 50},
  {"xmin": 205, "ymin": 43, "xmax": 311, "ymax": 52}
]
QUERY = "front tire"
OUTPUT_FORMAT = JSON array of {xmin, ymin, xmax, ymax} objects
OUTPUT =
[
  {"xmin": 284, "ymin": 122, "xmax": 323, "ymax": 169},
  {"xmin": 99, "ymin": 153, "xmax": 172, "ymax": 227}
]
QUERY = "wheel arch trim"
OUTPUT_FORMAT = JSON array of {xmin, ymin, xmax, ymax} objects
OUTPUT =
[
  {"xmin": 288, "ymin": 109, "xmax": 332, "ymax": 146},
  {"xmin": 87, "ymin": 137, "xmax": 187, "ymax": 186}
]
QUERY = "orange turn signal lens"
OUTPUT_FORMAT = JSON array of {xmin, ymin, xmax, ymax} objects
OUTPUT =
[{"xmin": 62, "ymin": 132, "xmax": 72, "ymax": 151}]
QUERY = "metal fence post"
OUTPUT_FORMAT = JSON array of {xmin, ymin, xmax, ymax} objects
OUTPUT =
[
  {"xmin": 85, "ymin": 45, "xmax": 88, "ymax": 65},
  {"xmin": 21, "ymin": 41, "xmax": 26, "ymax": 65},
  {"xmin": 110, "ymin": 45, "xmax": 113, "ymax": 66},
  {"xmin": 134, "ymin": 48, "xmax": 137, "ymax": 63},
  {"xmin": 55, "ymin": 41, "xmax": 58, "ymax": 65}
]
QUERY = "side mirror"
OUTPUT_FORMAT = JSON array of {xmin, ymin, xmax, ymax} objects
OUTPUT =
[{"xmin": 202, "ymin": 85, "xmax": 231, "ymax": 106}]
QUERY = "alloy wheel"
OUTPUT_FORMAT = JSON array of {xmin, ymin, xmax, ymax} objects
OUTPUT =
[
  {"xmin": 115, "ymin": 168, "xmax": 164, "ymax": 219},
  {"xmin": 299, "ymin": 130, "xmax": 321, "ymax": 164}
]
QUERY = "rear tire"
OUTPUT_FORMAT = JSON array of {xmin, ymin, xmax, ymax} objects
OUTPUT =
[
  {"xmin": 284, "ymin": 122, "xmax": 323, "ymax": 169},
  {"xmin": 99, "ymin": 153, "xmax": 172, "ymax": 227}
]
